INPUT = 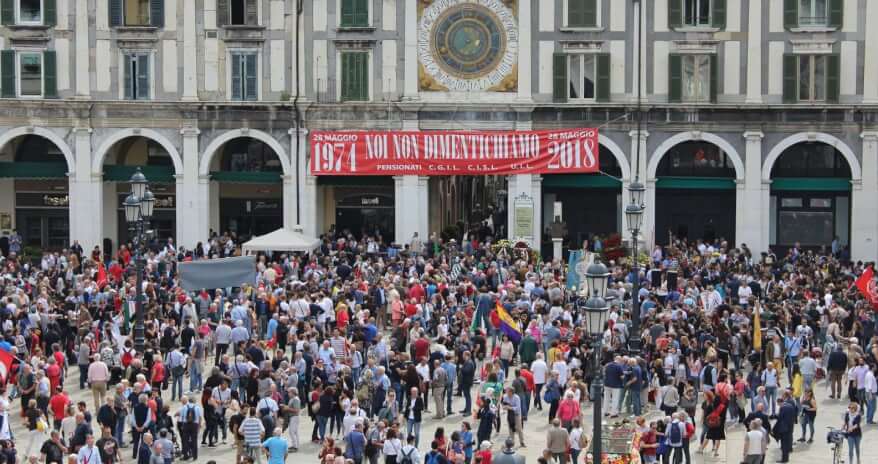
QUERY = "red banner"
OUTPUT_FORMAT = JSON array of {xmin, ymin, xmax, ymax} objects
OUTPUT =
[
  {"xmin": 855, "ymin": 266, "xmax": 878, "ymax": 311},
  {"xmin": 310, "ymin": 129, "xmax": 600, "ymax": 176}
]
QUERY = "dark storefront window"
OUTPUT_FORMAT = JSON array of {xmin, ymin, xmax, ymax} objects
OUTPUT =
[
  {"xmin": 221, "ymin": 138, "xmax": 282, "ymax": 172},
  {"xmin": 771, "ymin": 142, "xmax": 851, "ymax": 178},
  {"xmin": 220, "ymin": 199, "xmax": 283, "ymax": 239},
  {"xmin": 656, "ymin": 141, "xmax": 736, "ymax": 177},
  {"xmin": 776, "ymin": 193, "xmax": 846, "ymax": 247}
]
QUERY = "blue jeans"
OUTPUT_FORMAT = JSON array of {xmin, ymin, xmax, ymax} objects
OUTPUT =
[
  {"xmin": 446, "ymin": 381, "xmax": 454, "ymax": 414},
  {"xmin": 627, "ymin": 387, "xmax": 642, "ymax": 416},
  {"xmin": 171, "ymin": 374, "xmax": 184, "ymax": 401},
  {"xmin": 189, "ymin": 361, "xmax": 203, "ymax": 392},
  {"xmin": 406, "ymin": 419, "xmax": 421, "ymax": 447},
  {"xmin": 79, "ymin": 364, "xmax": 88, "ymax": 389},
  {"xmin": 765, "ymin": 386, "xmax": 778, "ymax": 415},
  {"xmin": 799, "ymin": 413, "xmax": 814, "ymax": 440},
  {"xmin": 462, "ymin": 384, "xmax": 472, "ymax": 413},
  {"xmin": 867, "ymin": 393, "xmax": 876, "ymax": 423},
  {"xmin": 115, "ymin": 415, "xmax": 127, "ymax": 446},
  {"xmin": 317, "ymin": 415, "xmax": 329, "ymax": 440},
  {"xmin": 847, "ymin": 434, "xmax": 861, "ymax": 464}
]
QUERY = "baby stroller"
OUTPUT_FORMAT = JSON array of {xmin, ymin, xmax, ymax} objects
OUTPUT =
[{"xmin": 156, "ymin": 411, "xmax": 183, "ymax": 458}]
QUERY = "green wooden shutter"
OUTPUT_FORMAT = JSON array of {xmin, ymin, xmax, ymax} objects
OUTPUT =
[
  {"xmin": 44, "ymin": 0, "xmax": 57, "ymax": 26},
  {"xmin": 341, "ymin": 0, "xmax": 355, "ymax": 27},
  {"xmin": 244, "ymin": 53, "xmax": 257, "ymax": 100},
  {"xmin": 828, "ymin": 0, "xmax": 843, "ymax": 28},
  {"xmin": 245, "ymin": 0, "xmax": 258, "ymax": 25},
  {"xmin": 150, "ymin": 0, "xmax": 164, "ymax": 27},
  {"xmin": 712, "ymin": 0, "xmax": 727, "ymax": 29},
  {"xmin": 230, "ymin": 54, "xmax": 242, "ymax": 100},
  {"xmin": 0, "ymin": 0, "xmax": 13, "ymax": 25},
  {"xmin": 341, "ymin": 52, "xmax": 368, "ymax": 101},
  {"xmin": 43, "ymin": 50, "xmax": 57, "ymax": 98},
  {"xmin": 668, "ymin": 54, "xmax": 682, "ymax": 102},
  {"xmin": 353, "ymin": 0, "xmax": 368, "ymax": 27},
  {"xmin": 109, "ymin": 0, "xmax": 122, "ymax": 26},
  {"xmin": 783, "ymin": 0, "xmax": 798, "ymax": 29},
  {"xmin": 136, "ymin": 54, "xmax": 150, "ymax": 99},
  {"xmin": 552, "ymin": 53, "xmax": 567, "ymax": 102},
  {"xmin": 1, "ymin": 50, "xmax": 15, "ymax": 98},
  {"xmin": 356, "ymin": 52, "xmax": 368, "ymax": 100},
  {"xmin": 709, "ymin": 54, "xmax": 718, "ymax": 103},
  {"xmin": 567, "ymin": 0, "xmax": 584, "ymax": 27},
  {"xmin": 825, "ymin": 54, "xmax": 839, "ymax": 103},
  {"xmin": 782, "ymin": 54, "xmax": 797, "ymax": 103},
  {"xmin": 668, "ymin": 0, "xmax": 682, "ymax": 29},
  {"xmin": 595, "ymin": 53, "xmax": 610, "ymax": 102},
  {"xmin": 583, "ymin": 0, "xmax": 597, "ymax": 27},
  {"xmin": 123, "ymin": 56, "xmax": 134, "ymax": 99},
  {"xmin": 217, "ymin": 0, "xmax": 229, "ymax": 26}
]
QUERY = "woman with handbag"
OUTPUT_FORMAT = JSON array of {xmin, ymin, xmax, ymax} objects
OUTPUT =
[
  {"xmin": 798, "ymin": 389, "xmax": 817, "ymax": 443},
  {"xmin": 543, "ymin": 371, "xmax": 562, "ymax": 422}
]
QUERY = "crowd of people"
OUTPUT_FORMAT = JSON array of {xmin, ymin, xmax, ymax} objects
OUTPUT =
[{"xmin": 0, "ymin": 228, "xmax": 875, "ymax": 464}]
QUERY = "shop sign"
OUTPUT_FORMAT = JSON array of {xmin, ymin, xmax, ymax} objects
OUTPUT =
[
  {"xmin": 310, "ymin": 128, "xmax": 599, "ymax": 176},
  {"xmin": 16, "ymin": 193, "xmax": 69, "ymax": 208},
  {"xmin": 117, "ymin": 194, "xmax": 175, "ymax": 209},
  {"xmin": 336, "ymin": 194, "xmax": 394, "ymax": 209}
]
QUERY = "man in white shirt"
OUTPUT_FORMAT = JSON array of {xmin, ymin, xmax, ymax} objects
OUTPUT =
[
  {"xmin": 342, "ymin": 399, "xmax": 367, "ymax": 436},
  {"xmin": 77, "ymin": 434, "xmax": 102, "ymax": 464},
  {"xmin": 742, "ymin": 420, "xmax": 766, "ymax": 464},
  {"xmin": 531, "ymin": 353, "xmax": 548, "ymax": 411}
]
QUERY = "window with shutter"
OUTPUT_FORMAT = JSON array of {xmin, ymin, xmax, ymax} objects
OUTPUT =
[
  {"xmin": 711, "ymin": 0, "xmax": 726, "ymax": 29},
  {"xmin": 683, "ymin": 0, "xmax": 712, "ymax": 27},
  {"xmin": 341, "ymin": 0, "xmax": 369, "ymax": 28},
  {"xmin": 552, "ymin": 53, "xmax": 567, "ymax": 101},
  {"xmin": 18, "ymin": 52, "xmax": 43, "ymax": 97},
  {"xmin": 229, "ymin": 0, "xmax": 245, "ymax": 25},
  {"xmin": 828, "ymin": 0, "xmax": 843, "ymax": 28},
  {"xmin": 567, "ymin": 0, "xmax": 597, "ymax": 28},
  {"xmin": 0, "ymin": 50, "xmax": 14, "ymax": 98},
  {"xmin": 123, "ymin": 53, "xmax": 150, "ymax": 100},
  {"xmin": 825, "ymin": 54, "xmax": 839, "ymax": 102},
  {"xmin": 43, "ymin": 50, "xmax": 56, "ymax": 98},
  {"xmin": 43, "ymin": 0, "xmax": 55, "ymax": 26},
  {"xmin": 230, "ymin": 52, "xmax": 257, "ymax": 100},
  {"xmin": 782, "ymin": 54, "xmax": 797, "ymax": 102},
  {"xmin": 794, "ymin": 55, "xmax": 831, "ymax": 102},
  {"xmin": 217, "ymin": 0, "xmax": 229, "ymax": 26},
  {"xmin": 783, "ymin": 0, "xmax": 798, "ymax": 29},
  {"xmin": 341, "ymin": 52, "xmax": 368, "ymax": 101},
  {"xmin": 17, "ymin": 0, "xmax": 42, "ymax": 24},
  {"xmin": 595, "ymin": 53, "xmax": 610, "ymax": 102},
  {"xmin": 798, "ymin": 0, "xmax": 830, "ymax": 27},
  {"xmin": 109, "ymin": 0, "xmax": 123, "ymax": 27},
  {"xmin": 668, "ymin": 0, "xmax": 682, "ymax": 29},
  {"xmin": 123, "ymin": 0, "xmax": 150, "ymax": 26},
  {"xmin": 668, "ymin": 54, "xmax": 682, "ymax": 102},
  {"xmin": 230, "ymin": 53, "xmax": 242, "ymax": 100}
]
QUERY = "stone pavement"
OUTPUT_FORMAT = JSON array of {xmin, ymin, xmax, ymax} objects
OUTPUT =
[{"xmin": 11, "ymin": 371, "xmax": 875, "ymax": 464}]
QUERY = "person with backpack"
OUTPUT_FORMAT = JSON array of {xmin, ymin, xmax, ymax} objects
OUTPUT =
[
  {"xmin": 667, "ymin": 413, "xmax": 687, "ymax": 464},
  {"xmin": 344, "ymin": 422, "xmax": 367, "ymax": 464},
  {"xmin": 423, "ymin": 440, "xmax": 448, "ymax": 464},
  {"xmin": 399, "ymin": 434, "xmax": 420, "ymax": 464},
  {"xmin": 175, "ymin": 396, "xmax": 202, "ymax": 461}
]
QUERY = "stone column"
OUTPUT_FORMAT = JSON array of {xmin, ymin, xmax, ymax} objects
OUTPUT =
[
  {"xmin": 69, "ymin": 128, "xmax": 102, "ymax": 250},
  {"xmin": 852, "ymin": 131, "xmax": 878, "ymax": 260},
  {"xmin": 291, "ymin": 128, "xmax": 318, "ymax": 237},
  {"xmin": 282, "ymin": 175, "xmax": 296, "ymax": 230},
  {"xmin": 179, "ymin": 128, "xmax": 204, "ymax": 247},
  {"xmin": 746, "ymin": 0, "xmax": 763, "ymax": 103},
  {"xmin": 738, "ymin": 131, "xmax": 765, "ymax": 251},
  {"xmin": 182, "ymin": 0, "xmax": 198, "ymax": 101},
  {"xmin": 402, "ymin": 0, "xmax": 418, "ymax": 99}
]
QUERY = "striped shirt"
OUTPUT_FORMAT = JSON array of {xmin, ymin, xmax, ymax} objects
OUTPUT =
[{"xmin": 240, "ymin": 417, "xmax": 265, "ymax": 447}]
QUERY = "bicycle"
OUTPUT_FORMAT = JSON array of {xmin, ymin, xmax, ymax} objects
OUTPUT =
[{"xmin": 827, "ymin": 426, "xmax": 845, "ymax": 464}]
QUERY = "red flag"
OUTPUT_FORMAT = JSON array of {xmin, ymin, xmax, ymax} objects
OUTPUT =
[
  {"xmin": 855, "ymin": 266, "xmax": 878, "ymax": 310},
  {"xmin": 0, "ymin": 348, "xmax": 13, "ymax": 383},
  {"xmin": 97, "ymin": 263, "xmax": 108, "ymax": 289}
]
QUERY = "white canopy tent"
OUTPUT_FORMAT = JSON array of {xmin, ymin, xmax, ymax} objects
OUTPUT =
[{"xmin": 242, "ymin": 226, "xmax": 320, "ymax": 254}]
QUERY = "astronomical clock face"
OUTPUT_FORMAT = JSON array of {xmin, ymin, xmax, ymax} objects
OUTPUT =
[{"xmin": 418, "ymin": 0, "xmax": 518, "ymax": 92}]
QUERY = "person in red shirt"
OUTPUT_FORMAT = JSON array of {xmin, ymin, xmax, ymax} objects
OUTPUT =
[
  {"xmin": 413, "ymin": 333, "xmax": 430, "ymax": 362},
  {"xmin": 641, "ymin": 421, "xmax": 659, "ymax": 463},
  {"xmin": 405, "ymin": 299, "xmax": 419, "ymax": 319},
  {"xmin": 336, "ymin": 303, "xmax": 349, "ymax": 332},
  {"xmin": 408, "ymin": 282, "xmax": 425, "ymax": 302},
  {"xmin": 46, "ymin": 357, "xmax": 62, "ymax": 392},
  {"xmin": 48, "ymin": 386, "xmax": 70, "ymax": 429}
]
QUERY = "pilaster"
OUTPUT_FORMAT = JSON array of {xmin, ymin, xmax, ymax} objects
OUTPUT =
[
  {"xmin": 852, "ymin": 131, "xmax": 878, "ymax": 260},
  {"xmin": 179, "ymin": 128, "xmax": 203, "ymax": 247},
  {"xmin": 739, "ymin": 131, "xmax": 765, "ymax": 252}
]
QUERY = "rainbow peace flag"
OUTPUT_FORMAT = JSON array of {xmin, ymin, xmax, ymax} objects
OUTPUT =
[{"xmin": 496, "ymin": 302, "xmax": 522, "ymax": 343}]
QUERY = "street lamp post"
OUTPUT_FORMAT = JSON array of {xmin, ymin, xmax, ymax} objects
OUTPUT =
[
  {"xmin": 123, "ymin": 168, "xmax": 155, "ymax": 354},
  {"xmin": 626, "ymin": 182, "xmax": 645, "ymax": 354},
  {"xmin": 582, "ymin": 261, "xmax": 610, "ymax": 464}
]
